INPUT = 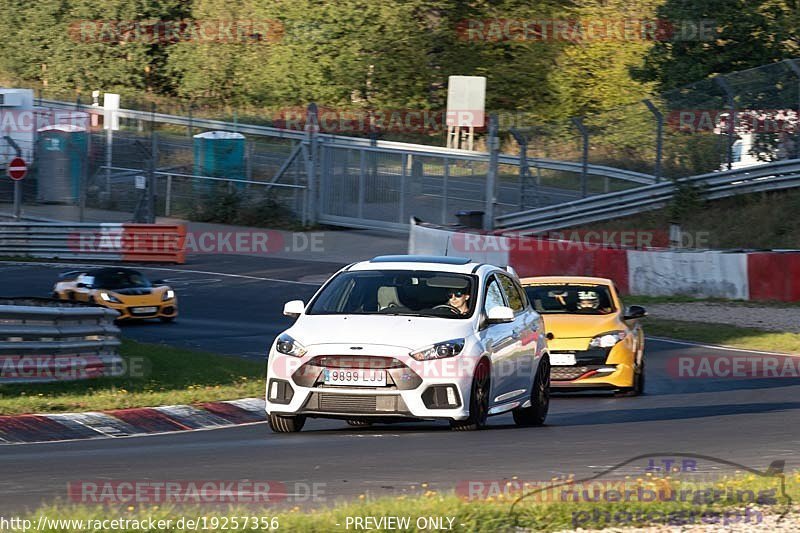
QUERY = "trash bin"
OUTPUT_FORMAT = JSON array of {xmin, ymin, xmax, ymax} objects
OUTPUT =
[{"xmin": 455, "ymin": 210, "xmax": 484, "ymax": 229}]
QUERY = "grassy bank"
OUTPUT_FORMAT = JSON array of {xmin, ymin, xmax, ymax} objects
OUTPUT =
[
  {"xmin": 644, "ymin": 318, "xmax": 800, "ymax": 354},
  {"xmin": 625, "ymin": 295, "xmax": 800, "ymax": 308},
  {"xmin": 24, "ymin": 471, "xmax": 799, "ymax": 532},
  {"xmin": 573, "ymin": 188, "xmax": 800, "ymax": 250},
  {"xmin": 0, "ymin": 339, "xmax": 264, "ymax": 415}
]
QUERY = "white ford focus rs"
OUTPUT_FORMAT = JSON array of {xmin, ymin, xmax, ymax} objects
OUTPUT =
[{"xmin": 265, "ymin": 255, "xmax": 551, "ymax": 432}]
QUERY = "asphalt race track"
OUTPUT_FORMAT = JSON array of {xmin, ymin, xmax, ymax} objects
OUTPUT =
[{"xmin": 1, "ymin": 259, "xmax": 799, "ymax": 513}]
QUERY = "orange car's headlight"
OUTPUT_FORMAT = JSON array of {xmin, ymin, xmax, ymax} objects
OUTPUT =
[{"xmin": 162, "ymin": 289, "xmax": 175, "ymax": 301}]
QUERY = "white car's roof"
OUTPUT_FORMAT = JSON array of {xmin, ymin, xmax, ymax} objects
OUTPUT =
[{"xmin": 348, "ymin": 255, "xmax": 497, "ymax": 276}]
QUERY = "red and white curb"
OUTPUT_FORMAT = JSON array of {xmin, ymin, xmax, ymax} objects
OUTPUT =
[{"xmin": 0, "ymin": 398, "xmax": 266, "ymax": 445}]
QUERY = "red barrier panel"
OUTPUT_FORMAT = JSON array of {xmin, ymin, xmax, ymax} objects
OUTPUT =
[
  {"xmin": 121, "ymin": 224, "xmax": 187, "ymax": 264},
  {"xmin": 508, "ymin": 237, "xmax": 630, "ymax": 294},
  {"xmin": 747, "ymin": 252, "xmax": 800, "ymax": 302}
]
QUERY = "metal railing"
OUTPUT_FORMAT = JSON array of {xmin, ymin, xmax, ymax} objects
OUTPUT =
[
  {"xmin": 496, "ymin": 158, "xmax": 800, "ymax": 233},
  {"xmin": 0, "ymin": 298, "xmax": 122, "ymax": 384},
  {"xmin": 0, "ymin": 222, "xmax": 186, "ymax": 262}
]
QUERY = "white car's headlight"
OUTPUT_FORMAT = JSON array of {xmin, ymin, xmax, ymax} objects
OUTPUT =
[
  {"xmin": 275, "ymin": 333, "xmax": 307, "ymax": 357},
  {"xmin": 99, "ymin": 292, "xmax": 122, "ymax": 303},
  {"xmin": 162, "ymin": 289, "xmax": 175, "ymax": 301},
  {"xmin": 589, "ymin": 331, "xmax": 627, "ymax": 349},
  {"xmin": 410, "ymin": 339, "xmax": 465, "ymax": 361}
]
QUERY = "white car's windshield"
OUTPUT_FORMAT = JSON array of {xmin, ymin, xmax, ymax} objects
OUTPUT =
[{"xmin": 308, "ymin": 270, "xmax": 476, "ymax": 318}]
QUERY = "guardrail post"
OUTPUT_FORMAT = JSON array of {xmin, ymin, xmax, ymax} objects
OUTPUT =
[
  {"xmin": 358, "ymin": 149, "xmax": 366, "ymax": 218},
  {"xmin": 643, "ymin": 99, "xmax": 664, "ymax": 182},
  {"xmin": 484, "ymin": 114, "xmax": 499, "ymax": 230},
  {"xmin": 148, "ymin": 130, "xmax": 158, "ymax": 223},
  {"xmin": 399, "ymin": 153, "xmax": 407, "ymax": 224},
  {"xmin": 571, "ymin": 117, "xmax": 589, "ymax": 197},
  {"xmin": 304, "ymin": 103, "xmax": 319, "ymax": 224},
  {"xmin": 510, "ymin": 128, "xmax": 535, "ymax": 210},
  {"xmin": 443, "ymin": 157, "xmax": 450, "ymax": 225},
  {"xmin": 784, "ymin": 59, "xmax": 800, "ymax": 159},
  {"xmin": 165, "ymin": 174, "xmax": 173, "ymax": 217},
  {"xmin": 714, "ymin": 76, "xmax": 736, "ymax": 171}
]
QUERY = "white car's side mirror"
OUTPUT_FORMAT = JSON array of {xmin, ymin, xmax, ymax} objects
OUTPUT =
[
  {"xmin": 283, "ymin": 300, "xmax": 305, "ymax": 318},
  {"xmin": 486, "ymin": 305, "xmax": 514, "ymax": 324}
]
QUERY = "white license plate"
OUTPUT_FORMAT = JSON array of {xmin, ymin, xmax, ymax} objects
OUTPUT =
[
  {"xmin": 323, "ymin": 368, "xmax": 386, "ymax": 387},
  {"xmin": 551, "ymin": 353, "xmax": 576, "ymax": 366},
  {"xmin": 132, "ymin": 306, "xmax": 158, "ymax": 314}
]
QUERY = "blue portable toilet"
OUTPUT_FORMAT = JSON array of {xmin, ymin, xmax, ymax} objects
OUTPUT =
[
  {"xmin": 193, "ymin": 131, "xmax": 246, "ymax": 194},
  {"xmin": 35, "ymin": 124, "xmax": 89, "ymax": 203}
]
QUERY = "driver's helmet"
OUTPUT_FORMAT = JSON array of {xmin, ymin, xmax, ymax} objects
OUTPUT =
[{"xmin": 576, "ymin": 290, "xmax": 599, "ymax": 310}]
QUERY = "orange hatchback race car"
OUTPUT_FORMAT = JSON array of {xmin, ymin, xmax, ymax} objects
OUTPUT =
[
  {"xmin": 520, "ymin": 276, "xmax": 646, "ymax": 395},
  {"xmin": 53, "ymin": 267, "xmax": 178, "ymax": 322}
]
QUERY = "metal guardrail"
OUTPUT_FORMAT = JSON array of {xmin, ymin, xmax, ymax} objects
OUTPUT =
[
  {"xmin": 41, "ymin": 99, "xmax": 656, "ymax": 184},
  {"xmin": 496, "ymin": 159, "xmax": 800, "ymax": 233},
  {"xmin": 0, "ymin": 298, "xmax": 122, "ymax": 383},
  {"xmin": 0, "ymin": 223, "xmax": 186, "ymax": 263}
]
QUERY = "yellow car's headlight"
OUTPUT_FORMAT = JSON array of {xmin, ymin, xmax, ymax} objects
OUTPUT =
[
  {"xmin": 99, "ymin": 291, "xmax": 122, "ymax": 303},
  {"xmin": 162, "ymin": 289, "xmax": 175, "ymax": 301},
  {"xmin": 589, "ymin": 331, "xmax": 627, "ymax": 349}
]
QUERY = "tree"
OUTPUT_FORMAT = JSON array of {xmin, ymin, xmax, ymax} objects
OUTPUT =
[{"xmin": 634, "ymin": 0, "xmax": 799, "ymax": 91}]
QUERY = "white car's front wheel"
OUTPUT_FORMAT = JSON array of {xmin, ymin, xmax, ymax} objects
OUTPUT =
[
  {"xmin": 450, "ymin": 360, "xmax": 490, "ymax": 431},
  {"xmin": 268, "ymin": 413, "xmax": 306, "ymax": 433}
]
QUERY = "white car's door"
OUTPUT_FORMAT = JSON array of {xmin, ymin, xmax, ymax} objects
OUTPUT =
[
  {"xmin": 478, "ymin": 274, "xmax": 518, "ymax": 404},
  {"xmin": 497, "ymin": 273, "xmax": 539, "ymax": 396}
]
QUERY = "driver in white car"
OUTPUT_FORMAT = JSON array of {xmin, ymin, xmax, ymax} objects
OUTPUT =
[{"xmin": 447, "ymin": 289, "xmax": 471, "ymax": 315}]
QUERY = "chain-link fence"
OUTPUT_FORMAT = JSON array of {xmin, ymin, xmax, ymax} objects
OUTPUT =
[
  {"xmin": 521, "ymin": 58, "xmax": 800, "ymax": 181},
  {"xmin": 6, "ymin": 59, "xmax": 798, "ymax": 230}
]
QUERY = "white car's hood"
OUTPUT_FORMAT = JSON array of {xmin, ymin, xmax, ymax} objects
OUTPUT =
[{"xmin": 286, "ymin": 314, "xmax": 474, "ymax": 351}]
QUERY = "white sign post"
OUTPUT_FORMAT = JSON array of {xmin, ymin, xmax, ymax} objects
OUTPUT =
[
  {"xmin": 103, "ymin": 93, "xmax": 120, "ymax": 196},
  {"xmin": 446, "ymin": 76, "xmax": 486, "ymax": 150}
]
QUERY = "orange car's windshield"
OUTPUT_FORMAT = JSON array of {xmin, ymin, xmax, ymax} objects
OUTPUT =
[
  {"xmin": 524, "ymin": 284, "xmax": 615, "ymax": 315},
  {"xmin": 92, "ymin": 270, "xmax": 152, "ymax": 290}
]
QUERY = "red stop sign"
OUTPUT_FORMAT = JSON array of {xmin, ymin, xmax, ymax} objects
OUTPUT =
[{"xmin": 7, "ymin": 157, "xmax": 27, "ymax": 180}]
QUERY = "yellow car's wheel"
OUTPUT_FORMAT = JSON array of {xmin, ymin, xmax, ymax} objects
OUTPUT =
[{"xmin": 617, "ymin": 354, "xmax": 645, "ymax": 396}]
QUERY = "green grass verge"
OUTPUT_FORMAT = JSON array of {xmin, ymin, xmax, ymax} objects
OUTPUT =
[
  {"xmin": 626, "ymin": 294, "xmax": 800, "ymax": 308},
  {"xmin": 22, "ymin": 472, "xmax": 799, "ymax": 531},
  {"xmin": 0, "ymin": 339, "xmax": 264, "ymax": 415},
  {"xmin": 645, "ymin": 318, "xmax": 800, "ymax": 354}
]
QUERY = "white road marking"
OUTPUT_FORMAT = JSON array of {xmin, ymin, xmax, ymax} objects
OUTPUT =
[
  {"xmin": 648, "ymin": 335, "xmax": 797, "ymax": 357},
  {"xmin": 2, "ymin": 261, "xmax": 321, "ymax": 286}
]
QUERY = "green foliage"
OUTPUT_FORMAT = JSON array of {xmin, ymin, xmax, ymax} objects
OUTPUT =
[
  {"xmin": 634, "ymin": 0, "xmax": 799, "ymax": 91},
  {"xmin": 663, "ymin": 132, "xmax": 726, "ymax": 178},
  {"xmin": 668, "ymin": 180, "xmax": 706, "ymax": 222},
  {"xmin": 188, "ymin": 184, "xmax": 297, "ymax": 228}
]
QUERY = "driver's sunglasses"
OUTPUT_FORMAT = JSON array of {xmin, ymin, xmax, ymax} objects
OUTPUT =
[{"xmin": 449, "ymin": 290, "xmax": 467, "ymax": 298}]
